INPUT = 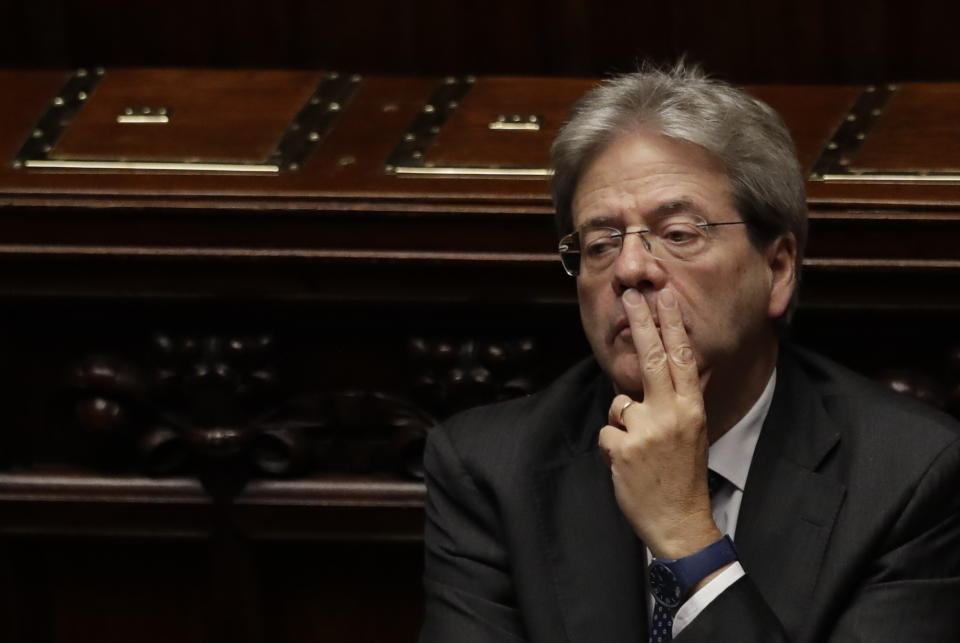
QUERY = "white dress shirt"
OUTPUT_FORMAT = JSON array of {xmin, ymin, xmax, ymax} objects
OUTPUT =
[{"xmin": 642, "ymin": 370, "xmax": 777, "ymax": 637}]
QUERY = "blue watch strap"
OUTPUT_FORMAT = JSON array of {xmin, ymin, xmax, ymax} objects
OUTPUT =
[{"xmin": 653, "ymin": 535, "xmax": 738, "ymax": 601}]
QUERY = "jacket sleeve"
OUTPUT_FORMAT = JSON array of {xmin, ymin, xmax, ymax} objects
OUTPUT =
[
  {"xmin": 677, "ymin": 437, "xmax": 960, "ymax": 642},
  {"xmin": 419, "ymin": 425, "xmax": 529, "ymax": 643}
]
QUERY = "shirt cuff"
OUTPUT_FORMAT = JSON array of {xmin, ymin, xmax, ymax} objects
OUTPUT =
[{"xmin": 671, "ymin": 562, "xmax": 745, "ymax": 637}]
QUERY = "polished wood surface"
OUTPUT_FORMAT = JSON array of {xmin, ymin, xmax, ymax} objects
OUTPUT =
[{"xmin": 55, "ymin": 69, "xmax": 323, "ymax": 164}]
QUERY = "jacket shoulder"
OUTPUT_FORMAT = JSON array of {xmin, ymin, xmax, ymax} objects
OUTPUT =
[
  {"xmin": 427, "ymin": 357, "xmax": 608, "ymax": 477},
  {"xmin": 784, "ymin": 345, "xmax": 960, "ymax": 479}
]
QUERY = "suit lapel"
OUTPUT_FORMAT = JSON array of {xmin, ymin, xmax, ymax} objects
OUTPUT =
[
  {"xmin": 734, "ymin": 350, "xmax": 846, "ymax": 635},
  {"xmin": 532, "ymin": 368, "xmax": 645, "ymax": 643},
  {"xmin": 535, "ymin": 448, "xmax": 646, "ymax": 643}
]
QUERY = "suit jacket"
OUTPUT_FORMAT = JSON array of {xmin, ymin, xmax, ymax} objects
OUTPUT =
[{"xmin": 419, "ymin": 345, "xmax": 960, "ymax": 642}]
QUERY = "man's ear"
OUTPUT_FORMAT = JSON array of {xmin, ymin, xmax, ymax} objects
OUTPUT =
[{"xmin": 766, "ymin": 233, "xmax": 797, "ymax": 319}]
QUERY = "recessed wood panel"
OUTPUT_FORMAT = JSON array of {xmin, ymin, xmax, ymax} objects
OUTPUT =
[
  {"xmin": 853, "ymin": 84, "xmax": 960, "ymax": 172},
  {"xmin": 52, "ymin": 69, "xmax": 323, "ymax": 164}
]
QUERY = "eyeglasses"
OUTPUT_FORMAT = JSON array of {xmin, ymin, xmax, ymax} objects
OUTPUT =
[{"xmin": 557, "ymin": 217, "xmax": 747, "ymax": 277}]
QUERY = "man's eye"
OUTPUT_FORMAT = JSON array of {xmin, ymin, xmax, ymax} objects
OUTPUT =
[
  {"xmin": 585, "ymin": 237, "xmax": 620, "ymax": 255},
  {"xmin": 660, "ymin": 226, "xmax": 701, "ymax": 244}
]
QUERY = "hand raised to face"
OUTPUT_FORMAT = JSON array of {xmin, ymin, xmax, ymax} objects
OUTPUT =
[{"xmin": 598, "ymin": 287, "xmax": 722, "ymax": 559}]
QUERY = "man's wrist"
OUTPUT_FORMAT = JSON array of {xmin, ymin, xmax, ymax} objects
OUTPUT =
[
  {"xmin": 649, "ymin": 535, "xmax": 739, "ymax": 608},
  {"xmin": 649, "ymin": 521, "xmax": 723, "ymax": 560}
]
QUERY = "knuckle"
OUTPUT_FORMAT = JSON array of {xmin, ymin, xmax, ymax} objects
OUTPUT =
[
  {"xmin": 630, "ymin": 313, "xmax": 655, "ymax": 331},
  {"xmin": 620, "ymin": 437, "xmax": 645, "ymax": 462},
  {"xmin": 612, "ymin": 394, "xmax": 632, "ymax": 408},
  {"xmin": 677, "ymin": 405, "xmax": 705, "ymax": 431},
  {"xmin": 670, "ymin": 344, "xmax": 696, "ymax": 365},
  {"xmin": 664, "ymin": 315, "xmax": 684, "ymax": 331},
  {"xmin": 643, "ymin": 347, "xmax": 668, "ymax": 371}
]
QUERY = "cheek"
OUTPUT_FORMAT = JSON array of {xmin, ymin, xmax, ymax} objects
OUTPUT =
[
  {"xmin": 576, "ymin": 284, "xmax": 599, "ymax": 330},
  {"xmin": 576, "ymin": 281, "xmax": 612, "ymax": 344}
]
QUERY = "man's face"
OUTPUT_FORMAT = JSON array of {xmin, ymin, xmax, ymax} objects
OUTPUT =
[{"xmin": 572, "ymin": 129, "xmax": 795, "ymax": 397}]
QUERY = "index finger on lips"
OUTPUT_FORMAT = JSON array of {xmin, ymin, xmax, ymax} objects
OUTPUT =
[
  {"xmin": 656, "ymin": 287, "xmax": 701, "ymax": 399},
  {"xmin": 622, "ymin": 288, "xmax": 672, "ymax": 403}
]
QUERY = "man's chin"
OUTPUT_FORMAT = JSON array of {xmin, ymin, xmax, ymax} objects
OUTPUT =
[
  {"xmin": 605, "ymin": 353, "xmax": 710, "ymax": 397},
  {"xmin": 606, "ymin": 355, "xmax": 645, "ymax": 399}
]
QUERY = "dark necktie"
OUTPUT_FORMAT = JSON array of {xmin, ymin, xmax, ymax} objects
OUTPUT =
[{"xmin": 648, "ymin": 470, "xmax": 726, "ymax": 643}]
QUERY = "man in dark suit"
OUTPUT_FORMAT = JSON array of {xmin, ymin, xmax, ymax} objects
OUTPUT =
[{"xmin": 419, "ymin": 64, "xmax": 960, "ymax": 642}]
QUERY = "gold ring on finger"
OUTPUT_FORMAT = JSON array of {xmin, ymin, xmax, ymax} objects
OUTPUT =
[{"xmin": 618, "ymin": 399, "xmax": 635, "ymax": 425}]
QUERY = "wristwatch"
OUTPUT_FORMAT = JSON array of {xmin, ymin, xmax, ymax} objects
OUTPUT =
[{"xmin": 648, "ymin": 535, "xmax": 738, "ymax": 609}]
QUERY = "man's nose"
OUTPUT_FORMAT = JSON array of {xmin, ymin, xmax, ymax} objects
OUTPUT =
[{"xmin": 612, "ymin": 233, "xmax": 668, "ymax": 292}]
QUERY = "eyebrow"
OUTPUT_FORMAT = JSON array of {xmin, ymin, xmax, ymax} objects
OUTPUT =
[{"xmin": 578, "ymin": 198, "xmax": 706, "ymax": 230}]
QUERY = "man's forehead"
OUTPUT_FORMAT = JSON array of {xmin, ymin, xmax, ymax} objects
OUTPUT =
[
  {"xmin": 577, "ymin": 198, "xmax": 709, "ymax": 230},
  {"xmin": 570, "ymin": 131, "xmax": 734, "ymax": 229}
]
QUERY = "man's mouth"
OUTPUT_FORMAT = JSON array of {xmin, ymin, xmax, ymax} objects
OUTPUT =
[{"xmin": 612, "ymin": 316, "xmax": 661, "ymax": 342}]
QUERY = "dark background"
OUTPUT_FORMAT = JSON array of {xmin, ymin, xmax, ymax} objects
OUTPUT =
[{"xmin": 3, "ymin": 0, "xmax": 960, "ymax": 83}]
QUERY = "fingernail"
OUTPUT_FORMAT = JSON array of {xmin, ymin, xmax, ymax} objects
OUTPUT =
[
  {"xmin": 623, "ymin": 289, "xmax": 642, "ymax": 307},
  {"xmin": 660, "ymin": 288, "xmax": 676, "ymax": 308}
]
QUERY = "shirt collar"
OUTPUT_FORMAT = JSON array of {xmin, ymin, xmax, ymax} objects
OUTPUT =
[{"xmin": 708, "ymin": 369, "xmax": 776, "ymax": 492}]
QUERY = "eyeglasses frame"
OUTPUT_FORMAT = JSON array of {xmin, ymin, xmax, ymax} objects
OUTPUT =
[{"xmin": 557, "ymin": 219, "xmax": 748, "ymax": 277}]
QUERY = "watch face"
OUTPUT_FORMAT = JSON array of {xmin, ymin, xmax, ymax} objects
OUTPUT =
[{"xmin": 649, "ymin": 562, "xmax": 683, "ymax": 609}]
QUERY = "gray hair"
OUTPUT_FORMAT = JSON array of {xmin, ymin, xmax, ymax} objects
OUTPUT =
[{"xmin": 550, "ymin": 62, "xmax": 807, "ymax": 322}]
